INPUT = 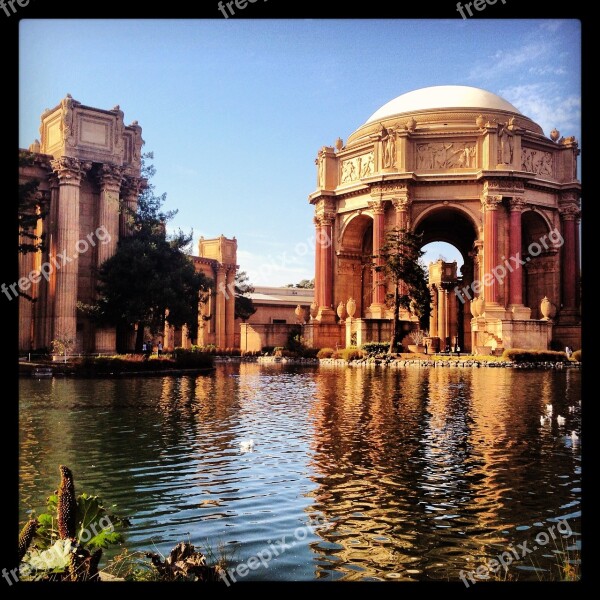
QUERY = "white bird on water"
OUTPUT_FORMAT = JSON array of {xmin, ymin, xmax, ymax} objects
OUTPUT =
[
  {"xmin": 240, "ymin": 440, "xmax": 254, "ymax": 453},
  {"xmin": 540, "ymin": 415, "xmax": 551, "ymax": 426},
  {"xmin": 557, "ymin": 415, "xmax": 566, "ymax": 426},
  {"xmin": 568, "ymin": 406, "xmax": 576, "ymax": 413}
]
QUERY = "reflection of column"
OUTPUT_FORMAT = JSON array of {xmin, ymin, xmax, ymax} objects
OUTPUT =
[
  {"xmin": 95, "ymin": 164, "xmax": 123, "ymax": 353},
  {"xmin": 50, "ymin": 157, "xmax": 90, "ymax": 348},
  {"xmin": 508, "ymin": 198, "xmax": 525, "ymax": 306},
  {"xmin": 482, "ymin": 194, "xmax": 502, "ymax": 305},
  {"xmin": 225, "ymin": 267, "xmax": 236, "ymax": 348},
  {"xmin": 438, "ymin": 286, "xmax": 446, "ymax": 343},
  {"xmin": 216, "ymin": 265, "xmax": 227, "ymax": 348},
  {"xmin": 559, "ymin": 202, "xmax": 580, "ymax": 314},
  {"xmin": 429, "ymin": 285, "xmax": 438, "ymax": 337}
]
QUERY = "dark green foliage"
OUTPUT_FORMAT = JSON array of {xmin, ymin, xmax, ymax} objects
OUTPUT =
[
  {"xmin": 18, "ymin": 151, "xmax": 48, "ymax": 256},
  {"xmin": 234, "ymin": 271, "xmax": 257, "ymax": 321},
  {"xmin": 501, "ymin": 349, "xmax": 569, "ymax": 363},
  {"xmin": 361, "ymin": 342, "xmax": 390, "ymax": 355},
  {"xmin": 82, "ymin": 153, "xmax": 212, "ymax": 349}
]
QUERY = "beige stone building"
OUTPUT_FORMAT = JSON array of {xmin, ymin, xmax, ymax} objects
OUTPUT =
[
  {"xmin": 307, "ymin": 86, "xmax": 581, "ymax": 352},
  {"xmin": 240, "ymin": 286, "xmax": 314, "ymax": 352},
  {"xmin": 18, "ymin": 97, "xmax": 239, "ymax": 354},
  {"xmin": 18, "ymin": 96, "xmax": 145, "ymax": 353},
  {"xmin": 164, "ymin": 235, "xmax": 238, "ymax": 351}
]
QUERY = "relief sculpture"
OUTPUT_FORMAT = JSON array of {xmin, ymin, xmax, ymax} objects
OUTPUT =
[
  {"xmin": 416, "ymin": 141, "xmax": 476, "ymax": 169},
  {"xmin": 521, "ymin": 148, "xmax": 553, "ymax": 176},
  {"xmin": 341, "ymin": 151, "xmax": 375, "ymax": 183}
]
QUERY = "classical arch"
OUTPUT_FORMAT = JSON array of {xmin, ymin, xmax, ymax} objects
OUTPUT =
[
  {"xmin": 337, "ymin": 213, "xmax": 374, "ymax": 317},
  {"xmin": 308, "ymin": 85, "xmax": 581, "ymax": 350},
  {"xmin": 414, "ymin": 206, "xmax": 480, "ymax": 352},
  {"xmin": 521, "ymin": 210, "xmax": 559, "ymax": 319}
]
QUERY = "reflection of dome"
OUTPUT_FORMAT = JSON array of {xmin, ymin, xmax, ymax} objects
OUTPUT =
[{"xmin": 366, "ymin": 85, "xmax": 521, "ymax": 124}]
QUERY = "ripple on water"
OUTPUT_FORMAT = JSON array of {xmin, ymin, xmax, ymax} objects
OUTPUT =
[{"xmin": 19, "ymin": 365, "xmax": 581, "ymax": 581}]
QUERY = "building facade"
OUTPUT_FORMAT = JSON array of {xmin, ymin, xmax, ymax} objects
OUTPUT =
[
  {"xmin": 306, "ymin": 86, "xmax": 581, "ymax": 352},
  {"xmin": 19, "ymin": 96, "xmax": 144, "ymax": 353}
]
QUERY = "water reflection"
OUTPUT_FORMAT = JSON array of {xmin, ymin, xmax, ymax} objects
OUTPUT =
[{"xmin": 20, "ymin": 365, "xmax": 580, "ymax": 581}]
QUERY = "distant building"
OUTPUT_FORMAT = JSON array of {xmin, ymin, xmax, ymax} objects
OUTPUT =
[{"xmin": 240, "ymin": 286, "xmax": 314, "ymax": 352}]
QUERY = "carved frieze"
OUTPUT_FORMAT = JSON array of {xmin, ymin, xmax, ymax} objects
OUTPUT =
[
  {"xmin": 521, "ymin": 148, "xmax": 553, "ymax": 176},
  {"xmin": 340, "ymin": 152, "xmax": 374, "ymax": 183},
  {"xmin": 416, "ymin": 141, "xmax": 477, "ymax": 169}
]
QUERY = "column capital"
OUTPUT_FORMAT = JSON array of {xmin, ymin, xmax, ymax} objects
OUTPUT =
[
  {"xmin": 314, "ymin": 196, "xmax": 336, "ymax": 226},
  {"xmin": 391, "ymin": 194, "xmax": 412, "ymax": 212},
  {"xmin": 121, "ymin": 175, "xmax": 145, "ymax": 199},
  {"xmin": 508, "ymin": 197, "xmax": 526, "ymax": 212},
  {"xmin": 559, "ymin": 204, "xmax": 580, "ymax": 221},
  {"xmin": 314, "ymin": 213, "xmax": 335, "ymax": 227},
  {"xmin": 96, "ymin": 164, "xmax": 124, "ymax": 191},
  {"xmin": 368, "ymin": 199, "xmax": 385, "ymax": 215},
  {"xmin": 481, "ymin": 194, "xmax": 503, "ymax": 211},
  {"xmin": 50, "ymin": 156, "xmax": 92, "ymax": 184}
]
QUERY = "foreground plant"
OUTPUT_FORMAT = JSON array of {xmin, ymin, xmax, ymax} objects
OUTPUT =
[{"xmin": 19, "ymin": 465, "xmax": 127, "ymax": 581}]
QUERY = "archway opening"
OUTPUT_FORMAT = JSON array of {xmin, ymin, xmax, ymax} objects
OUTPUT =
[
  {"xmin": 521, "ymin": 211, "xmax": 558, "ymax": 319},
  {"xmin": 415, "ymin": 207, "xmax": 479, "ymax": 352}
]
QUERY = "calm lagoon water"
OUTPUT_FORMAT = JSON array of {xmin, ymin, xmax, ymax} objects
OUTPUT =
[{"xmin": 19, "ymin": 364, "xmax": 581, "ymax": 581}]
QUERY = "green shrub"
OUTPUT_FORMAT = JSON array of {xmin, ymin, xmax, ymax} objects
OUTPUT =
[
  {"xmin": 501, "ymin": 349, "xmax": 569, "ymax": 363},
  {"xmin": 341, "ymin": 346, "xmax": 364, "ymax": 362},
  {"xmin": 361, "ymin": 342, "xmax": 389, "ymax": 355},
  {"xmin": 317, "ymin": 347, "xmax": 335, "ymax": 359},
  {"xmin": 571, "ymin": 349, "xmax": 581, "ymax": 362}
]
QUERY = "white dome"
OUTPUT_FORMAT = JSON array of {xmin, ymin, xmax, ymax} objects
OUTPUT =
[{"xmin": 365, "ymin": 85, "xmax": 521, "ymax": 124}]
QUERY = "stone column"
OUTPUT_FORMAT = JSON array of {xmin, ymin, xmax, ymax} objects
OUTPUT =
[
  {"xmin": 481, "ymin": 194, "xmax": 503, "ymax": 307},
  {"xmin": 559, "ymin": 202, "xmax": 580, "ymax": 315},
  {"xmin": 429, "ymin": 285, "xmax": 438, "ymax": 337},
  {"xmin": 437, "ymin": 285, "xmax": 446, "ymax": 343},
  {"xmin": 508, "ymin": 198, "xmax": 524, "ymax": 306},
  {"xmin": 314, "ymin": 205, "xmax": 336, "ymax": 322},
  {"xmin": 120, "ymin": 176, "xmax": 142, "ymax": 238},
  {"xmin": 215, "ymin": 265, "xmax": 227, "ymax": 348},
  {"xmin": 225, "ymin": 267, "xmax": 236, "ymax": 348},
  {"xmin": 367, "ymin": 199, "xmax": 387, "ymax": 318},
  {"xmin": 392, "ymin": 193, "xmax": 412, "ymax": 298},
  {"xmin": 95, "ymin": 164, "xmax": 123, "ymax": 353},
  {"xmin": 444, "ymin": 289, "xmax": 450, "ymax": 345},
  {"xmin": 50, "ymin": 157, "xmax": 90, "ymax": 350}
]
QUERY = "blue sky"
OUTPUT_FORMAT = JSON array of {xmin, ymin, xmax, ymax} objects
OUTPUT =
[{"xmin": 19, "ymin": 19, "xmax": 581, "ymax": 285}]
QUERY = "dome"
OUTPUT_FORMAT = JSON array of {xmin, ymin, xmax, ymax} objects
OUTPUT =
[{"xmin": 365, "ymin": 85, "xmax": 521, "ymax": 124}]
